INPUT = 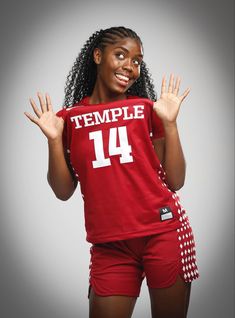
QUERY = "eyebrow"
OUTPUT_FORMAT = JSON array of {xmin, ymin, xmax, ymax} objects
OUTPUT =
[{"xmin": 115, "ymin": 46, "xmax": 143, "ymax": 58}]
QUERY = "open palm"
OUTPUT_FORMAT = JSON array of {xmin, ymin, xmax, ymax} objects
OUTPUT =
[
  {"xmin": 153, "ymin": 74, "xmax": 190, "ymax": 124},
  {"xmin": 24, "ymin": 92, "xmax": 64, "ymax": 141}
]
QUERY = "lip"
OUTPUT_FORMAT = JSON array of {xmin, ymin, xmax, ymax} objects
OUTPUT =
[
  {"xmin": 115, "ymin": 72, "xmax": 131, "ymax": 79},
  {"xmin": 114, "ymin": 73, "xmax": 130, "ymax": 87}
]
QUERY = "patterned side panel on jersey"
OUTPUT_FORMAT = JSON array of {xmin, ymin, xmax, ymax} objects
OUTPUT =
[
  {"xmin": 156, "ymin": 162, "xmax": 200, "ymax": 283},
  {"xmin": 173, "ymin": 192, "xmax": 199, "ymax": 282}
]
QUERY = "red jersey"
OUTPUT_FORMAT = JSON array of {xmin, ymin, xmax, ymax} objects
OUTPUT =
[{"xmin": 56, "ymin": 96, "xmax": 182, "ymax": 243}]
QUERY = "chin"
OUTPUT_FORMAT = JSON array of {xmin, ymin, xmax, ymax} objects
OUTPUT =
[
  {"xmin": 115, "ymin": 83, "xmax": 133, "ymax": 94},
  {"xmin": 109, "ymin": 86, "xmax": 127, "ymax": 95}
]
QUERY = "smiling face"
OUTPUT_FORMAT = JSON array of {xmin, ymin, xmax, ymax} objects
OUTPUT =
[{"xmin": 93, "ymin": 38, "xmax": 143, "ymax": 100}]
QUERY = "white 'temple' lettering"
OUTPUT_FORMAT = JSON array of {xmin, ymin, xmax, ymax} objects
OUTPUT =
[
  {"xmin": 70, "ymin": 115, "xmax": 82, "ymax": 128},
  {"xmin": 133, "ymin": 105, "xmax": 144, "ymax": 118},
  {"xmin": 70, "ymin": 104, "xmax": 145, "ymax": 129}
]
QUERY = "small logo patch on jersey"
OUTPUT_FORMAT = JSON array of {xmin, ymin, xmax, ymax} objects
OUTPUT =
[{"xmin": 159, "ymin": 206, "xmax": 173, "ymax": 221}]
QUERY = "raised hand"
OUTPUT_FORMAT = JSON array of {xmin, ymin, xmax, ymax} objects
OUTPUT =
[
  {"xmin": 24, "ymin": 92, "xmax": 64, "ymax": 141},
  {"xmin": 153, "ymin": 74, "xmax": 190, "ymax": 125}
]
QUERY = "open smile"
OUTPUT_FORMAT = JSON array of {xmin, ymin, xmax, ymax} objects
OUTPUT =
[{"xmin": 115, "ymin": 73, "xmax": 131, "ymax": 87}]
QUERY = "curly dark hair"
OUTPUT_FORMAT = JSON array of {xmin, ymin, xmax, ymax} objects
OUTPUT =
[{"xmin": 63, "ymin": 26, "xmax": 157, "ymax": 108}]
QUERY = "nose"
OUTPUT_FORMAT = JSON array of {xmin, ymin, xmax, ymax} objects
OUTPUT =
[{"xmin": 123, "ymin": 58, "xmax": 133, "ymax": 72}]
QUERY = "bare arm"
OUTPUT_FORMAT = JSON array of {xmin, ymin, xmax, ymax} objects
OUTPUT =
[
  {"xmin": 24, "ymin": 92, "xmax": 76, "ymax": 201},
  {"xmin": 152, "ymin": 125, "xmax": 186, "ymax": 191},
  {"xmin": 153, "ymin": 74, "xmax": 190, "ymax": 191},
  {"xmin": 47, "ymin": 138, "xmax": 77, "ymax": 200}
]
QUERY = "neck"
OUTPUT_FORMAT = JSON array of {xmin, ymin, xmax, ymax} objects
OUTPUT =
[{"xmin": 89, "ymin": 82, "xmax": 127, "ymax": 105}]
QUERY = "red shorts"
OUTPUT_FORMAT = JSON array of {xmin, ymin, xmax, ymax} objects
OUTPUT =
[{"xmin": 88, "ymin": 223, "xmax": 199, "ymax": 298}]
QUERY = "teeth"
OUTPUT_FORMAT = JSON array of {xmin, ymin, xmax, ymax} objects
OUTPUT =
[{"xmin": 115, "ymin": 73, "xmax": 129, "ymax": 82}]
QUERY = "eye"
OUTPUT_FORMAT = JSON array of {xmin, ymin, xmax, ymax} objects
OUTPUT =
[
  {"xmin": 115, "ymin": 52, "xmax": 125, "ymax": 59},
  {"xmin": 133, "ymin": 59, "xmax": 141, "ymax": 66},
  {"xmin": 115, "ymin": 51, "xmax": 142, "ymax": 66}
]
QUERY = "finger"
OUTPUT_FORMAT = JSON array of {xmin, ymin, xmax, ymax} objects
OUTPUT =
[
  {"xmin": 179, "ymin": 88, "xmax": 190, "ymax": 102},
  {"xmin": 161, "ymin": 74, "xmax": 167, "ymax": 95},
  {"xmin": 37, "ymin": 92, "xmax": 47, "ymax": 113},
  {"xmin": 45, "ymin": 93, "xmax": 53, "ymax": 111},
  {"xmin": 24, "ymin": 111, "xmax": 40, "ymax": 125},
  {"xmin": 29, "ymin": 97, "xmax": 42, "ymax": 117},
  {"xmin": 173, "ymin": 76, "xmax": 181, "ymax": 95},
  {"xmin": 168, "ymin": 73, "xmax": 174, "ymax": 93}
]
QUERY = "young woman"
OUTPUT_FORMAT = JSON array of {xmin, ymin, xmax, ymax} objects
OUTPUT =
[{"xmin": 24, "ymin": 26, "xmax": 199, "ymax": 318}]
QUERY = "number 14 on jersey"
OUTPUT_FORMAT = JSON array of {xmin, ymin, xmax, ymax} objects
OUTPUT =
[{"xmin": 89, "ymin": 126, "xmax": 133, "ymax": 168}]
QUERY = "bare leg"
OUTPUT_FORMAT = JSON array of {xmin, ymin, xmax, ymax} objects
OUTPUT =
[
  {"xmin": 185, "ymin": 279, "xmax": 191, "ymax": 317},
  {"xmin": 148, "ymin": 275, "xmax": 192, "ymax": 318},
  {"xmin": 89, "ymin": 287, "xmax": 137, "ymax": 318}
]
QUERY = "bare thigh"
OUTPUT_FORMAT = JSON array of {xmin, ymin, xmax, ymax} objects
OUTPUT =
[
  {"xmin": 89, "ymin": 287, "xmax": 137, "ymax": 318},
  {"xmin": 148, "ymin": 275, "xmax": 192, "ymax": 318}
]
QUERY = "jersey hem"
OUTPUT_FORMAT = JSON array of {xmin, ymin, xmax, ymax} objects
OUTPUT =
[{"xmin": 86, "ymin": 222, "xmax": 181, "ymax": 244}]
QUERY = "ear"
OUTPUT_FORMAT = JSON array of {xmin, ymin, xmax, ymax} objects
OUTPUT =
[{"xmin": 93, "ymin": 48, "xmax": 102, "ymax": 65}]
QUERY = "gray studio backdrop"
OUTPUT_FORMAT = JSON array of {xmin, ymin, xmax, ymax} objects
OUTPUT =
[{"xmin": 0, "ymin": 0, "xmax": 234, "ymax": 317}]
